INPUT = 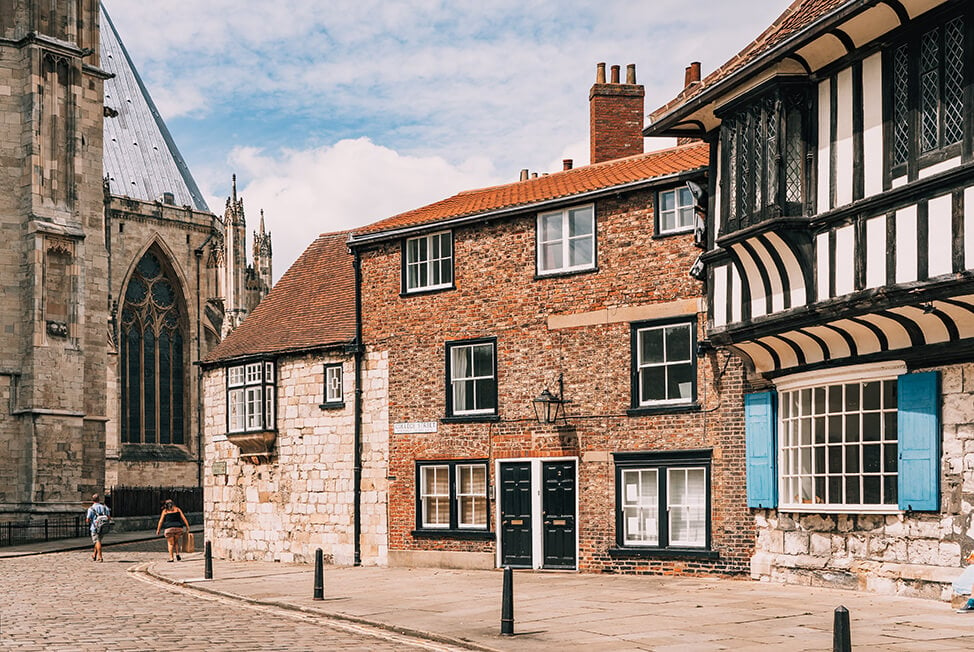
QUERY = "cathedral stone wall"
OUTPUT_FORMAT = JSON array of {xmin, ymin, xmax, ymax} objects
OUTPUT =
[
  {"xmin": 203, "ymin": 351, "xmax": 389, "ymax": 566},
  {"xmin": 751, "ymin": 362, "xmax": 974, "ymax": 600}
]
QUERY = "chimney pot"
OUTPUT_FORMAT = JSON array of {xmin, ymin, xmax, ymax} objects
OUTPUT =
[
  {"xmin": 596, "ymin": 62, "xmax": 606, "ymax": 84},
  {"xmin": 610, "ymin": 64, "xmax": 620, "ymax": 84},
  {"xmin": 531, "ymin": 172, "xmax": 538, "ymax": 179},
  {"xmin": 626, "ymin": 64, "xmax": 636, "ymax": 84},
  {"xmin": 520, "ymin": 168, "xmax": 529, "ymax": 181},
  {"xmin": 563, "ymin": 159, "xmax": 573, "ymax": 171}
]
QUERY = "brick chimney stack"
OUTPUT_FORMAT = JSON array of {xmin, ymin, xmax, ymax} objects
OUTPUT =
[{"xmin": 589, "ymin": 62, "xmax": 645, "ymax": 164}]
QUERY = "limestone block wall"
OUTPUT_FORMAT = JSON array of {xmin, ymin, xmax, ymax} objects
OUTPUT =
[
  {"xmin": 751, "ymin": 362, "xmax": 974, "ymax": 600},
  {"xmin": 203, "ymin": 350, "xmax": 388, "ymax": 566}
]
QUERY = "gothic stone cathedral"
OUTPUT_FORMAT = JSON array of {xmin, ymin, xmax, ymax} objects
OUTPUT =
[{"xmin": 0, "ymin": 1, "xmax": 271, "ymax": 520}]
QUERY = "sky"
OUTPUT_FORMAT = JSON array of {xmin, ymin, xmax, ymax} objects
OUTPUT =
[{"xmin": 102, "ymin": 0, "xmax": 790, "ymax": 282}]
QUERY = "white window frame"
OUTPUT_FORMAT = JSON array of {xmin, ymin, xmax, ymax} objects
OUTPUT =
[
  {"xmin": 536, "ymin": 204, "xmax": 596, "ymax": 275},
  {"xmin": 456, "ymin": 463, "xmax": 488, "ymax": 529},
  {"xmin": 323, "ymin": 364, "xmax": 343, "ymax": 405},
  {"xmin": 447, "ymin": 340, "xmax": 497, "ymax": 416},
  {"xmin": 634, "ymin": 321, "xmax": 695, "ymax": 407},
  {"xmin": 226, "ymin": 361, "xmax": 276, "ymax": 433},
  {"xmin": 776, "ymin": 361, "xmax": 905, "ymax": 514},
  {"xmin": 666, "ymin": 467, "xmax": 708, "ymax": 548},
  {"xmin": 658, "ymin": 186, "xmax": 695, "ymax": 235},
  {"xmin": 419, "ymin": 464, "xmax": 451, "ymax": 529},
  {"xmin": 404, "ymin": 231, "xmax": 453, "ymax": 293},
  {"xmin": 620, "ymin": 468, "xmax": 659, "ymax": 546}
]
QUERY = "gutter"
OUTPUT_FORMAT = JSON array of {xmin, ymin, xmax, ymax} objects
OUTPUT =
[
  {"xmin": 346, "ymin": 167, "xmax": 706, "ymax": 247},
  {"xmin": 351, "ymin": 250, "xmax": 364, "ymax": 566},
  {"xmin": 644, "ymin": 0, "xmax": 873, "ymax": 136}
]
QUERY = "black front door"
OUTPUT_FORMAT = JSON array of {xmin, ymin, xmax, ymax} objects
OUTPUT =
[
  {"xmin": 542, "ymin": 461, "xmax": 576, "ymax": 569},
  {"xmin": 499, "ymin": 462, "xmax": 532, "ymax": 568}
]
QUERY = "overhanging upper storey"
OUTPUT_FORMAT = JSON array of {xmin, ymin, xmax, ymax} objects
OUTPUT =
[{"xmin": 655, "ymin": 0, "xmax": 974, "ymax": 377}]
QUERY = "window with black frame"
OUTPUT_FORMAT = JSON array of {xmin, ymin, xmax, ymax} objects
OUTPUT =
[{"xmin": 719, "ymin": 84, "xmax": 811, "ymax": 234}]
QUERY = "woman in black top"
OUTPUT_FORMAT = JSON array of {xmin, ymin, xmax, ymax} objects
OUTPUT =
[{"xmin": 155, "ymin": 499, "xmax": 190, "ymax": 562}]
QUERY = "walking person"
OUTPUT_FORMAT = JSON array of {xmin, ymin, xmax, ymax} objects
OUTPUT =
[
  {"xmin": 156, "ymin": 499, "xmax": 190, "ymax": 562},
  {"xmin": 85, "ymin": 494, "xmax": 111, "ymax": 562}
]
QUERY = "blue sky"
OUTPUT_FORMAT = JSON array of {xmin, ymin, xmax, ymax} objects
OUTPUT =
[{"xmin": 103, "ymin": 0, "xmax": 789, "ymax": 281}]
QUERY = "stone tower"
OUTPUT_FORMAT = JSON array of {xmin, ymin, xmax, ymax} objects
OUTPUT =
[{"xmin": 0, "ymin": 0, "xmax": 110, "ymax": 513}]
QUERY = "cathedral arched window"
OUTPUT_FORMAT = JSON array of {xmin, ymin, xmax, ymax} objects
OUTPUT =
[{"xmin": 120, "ymin": 250, "xmax": 186, "ymax": 445}]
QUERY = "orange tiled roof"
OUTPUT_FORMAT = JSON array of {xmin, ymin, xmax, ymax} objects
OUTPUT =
[
  {"xmin": 353, "ymin": 142, "xmax": 709, "ymax": 237},
  {"xmin": 650, "ymin": 0, "xmax": 849, "ymax": 126},
  {"xmin": 203, "ymin": 231, "xmax": 356, "ymax": 363}
]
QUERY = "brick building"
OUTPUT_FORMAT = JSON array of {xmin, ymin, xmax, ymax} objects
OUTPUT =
[
  {"xmin": 646, "ymin": 0, "xmax": 974, "ymax": 598},
  {"xmin": 0, "ymin": 2, "xmax": 269, "ymax": 521},
  {"xmin": 200, "ymin": 232, "xmax": 389, "ymax": 565},
  {"xmin": 346, "ymin": 65, "xmax": 752, "ymax": 574}
]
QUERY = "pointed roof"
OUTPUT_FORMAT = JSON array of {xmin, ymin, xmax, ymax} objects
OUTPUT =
[
  {"xmin": 351, "ymin": 142, "xmax": 709, "ymax": 241},
  {"xmin": 100, "ymin": 2, "xmax": 209, "ymax": 211},
  {"xmin": 202, "ymin": 232, "xmax": 356, "ymax": 364}
]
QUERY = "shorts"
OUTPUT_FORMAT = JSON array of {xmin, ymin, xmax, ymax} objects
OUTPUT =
[
  {"xmin": 164, "ymin": 526, "xmax": 185, "ymax": 538},
  {"xmin": 90, "ymin": 531, "xmax": 103, "ymax": 543}
]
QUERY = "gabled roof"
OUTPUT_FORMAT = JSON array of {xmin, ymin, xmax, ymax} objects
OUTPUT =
[
  {"xmin": 100, "ymin": 2, "xmax": 209, "ymax": 211},
  {"xmin": 648, "ymin": 0, "xmax": 851, "ymax": 133},
  {"xmin": 203, "ymin": 232, "xmax": 356, "ymax": 364},
  {"xmin": 351, "ymin": 142, "xmax": 709, "ymax": 240}
]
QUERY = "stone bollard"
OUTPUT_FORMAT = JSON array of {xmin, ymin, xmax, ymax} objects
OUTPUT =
[
  {"xmin": 204, "ymin": 541, "xmax": 213, "ymax": 580},
  {"xmin": 501, "ymin": 566, "xmax": 514, "ymax": 636},
  {"xmin": 313, "ymin": 548, "xmax": 324, "ymax": 601},
  {"xmin": 833, "ymin": 605, "xmax": 851, "ymax": 652}
]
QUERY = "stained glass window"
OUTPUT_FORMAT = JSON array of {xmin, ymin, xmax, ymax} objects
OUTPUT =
[{"xmin": 120, "ymin": 250, "xmax": 186, "ymax": 445}]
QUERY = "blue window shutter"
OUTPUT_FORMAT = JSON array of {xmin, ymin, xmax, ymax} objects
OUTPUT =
[
  {"xmin": 745, "ymin": 391, "xmax": 777, "ymax": 509},
  {"xmin": 898, "ymin": 371, "xmax": 941, "ymax": 512}
]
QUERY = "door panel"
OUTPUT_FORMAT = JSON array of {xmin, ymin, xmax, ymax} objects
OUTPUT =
[
  {"xmin": 499, "ymin": 462, "xmax": 532, "ymax": 568},
  {"xmin": 542, "ymin": 461, "xmax": 576, "ymax": 569}
]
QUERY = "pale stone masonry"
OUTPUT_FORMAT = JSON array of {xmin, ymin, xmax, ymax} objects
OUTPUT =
[{"xmin": 751, "ymin": 362, "xmax": 974, "ymax": 600}]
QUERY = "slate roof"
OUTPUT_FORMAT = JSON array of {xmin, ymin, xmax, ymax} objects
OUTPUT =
[
  {"xmin": 100, "ymin": 2, "xmax": 209, "ymax": 211},
  {"xmin": 649, "ymin": 0, "xmax": 851, "ymax": 128},
  {"xmin": 203, "ymin": 232, "xmax": 356, "ymax": 363},
  {"xmin": 352, "ymin": 142, "xmax": 710, "ymax": 239}
]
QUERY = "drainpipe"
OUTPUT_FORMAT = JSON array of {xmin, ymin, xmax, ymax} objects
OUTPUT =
[
  {"xmin": 194, "ymin": 234, "xmax": 214, "ymax": 492},
  {"xmin": 352, "ymin": 249, "xmax": 364, "ymax": 566}
]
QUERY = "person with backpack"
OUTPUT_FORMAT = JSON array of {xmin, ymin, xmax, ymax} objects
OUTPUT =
[
  {"xmin": 85, "ymin": 494, "xmax": 111, "ymax": 562},
  {"xmin": 156, "ymin": 499, "xmax": 190, "ymax": 562}
]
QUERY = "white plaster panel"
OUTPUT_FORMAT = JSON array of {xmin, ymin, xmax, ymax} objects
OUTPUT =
[
  {"xmin": 817, "ymin": 79, "xmax": 831, "ymax": 211},
  {"xmin": 816, "ymin": 232, "xmax": 830, "ymax": 301},
  {"xmin": 896, "ymin": 205, "xmax": 918, "ymax": 283},
  {"xmin": 713, "ymin": 264, "xmax": 728, "ymax": 327},
  {"xmin": 835, "ymin": 68, "xmax": 854, "ymax": 207},
  {"xmin": 966, "ymin": 186, "xmax": 974, "ymax": 270},
  {"xmin": 750, "ymin": 238, "xmax": 785, "ymax": 313},
  {"xmin": 834, "ymin": 225, "xmax": 855, "ymax": 296},
  {"xmin": 919, "ymin": 156, "xmax": 961, "ymax": 179},
  {"xmin": 766, "ymin": 232, "xmax": 807, "ymax": 308},
  {"xmin": 734, "ymin": 244, "xmax": 766, "ymax": 318},
  {"xmin": 927, "ymin": 193, "xmax": 953, "ymax": 278},
  {"xmin": 862, "ymin": 53, "xmax": 884, "ymax": 198},
  {"xmin": 865, "ymin": 216, "xmax": 886, "ymax": 289},
  {"xmin": 731, "ymin": 265, "xmax": 743, "ymax": 323},
  {"xmin": 891, "ymin": 175, "xmax": 908, "ymax": 189}
]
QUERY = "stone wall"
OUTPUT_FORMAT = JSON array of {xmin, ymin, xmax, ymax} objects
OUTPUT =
[
  {"xmin": 203, "ymin": 351, "xmax": 388, "ymax": 565},
  {"xmin": 750, "ymin": 362, "xmax": 974, "ymax": 599}
]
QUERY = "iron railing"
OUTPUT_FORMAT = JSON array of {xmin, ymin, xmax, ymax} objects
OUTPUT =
[
  {"xmin": 0, "ymin": 516, "xmax": 83, "ymax": 547},
  {"xmin": 107, "ymin": 485, "xmax": 202, "ymax": 517}
]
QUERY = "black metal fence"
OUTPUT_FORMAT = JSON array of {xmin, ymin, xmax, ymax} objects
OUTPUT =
[
  {"xmin": 107, "ymin": 485, "xmax": 202, "ymax": 517},
  {"xmin": 0, "ymin": 516, "xmax": 83, "ymax": 547}
]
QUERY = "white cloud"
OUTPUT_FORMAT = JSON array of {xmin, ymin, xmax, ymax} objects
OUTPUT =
[{"xmin": 206, "ymin": 138, "xmax": 503, "ymax": 280}]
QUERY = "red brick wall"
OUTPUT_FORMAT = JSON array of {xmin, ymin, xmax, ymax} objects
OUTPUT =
[
  {"xmin": 590, "ymin": 84, "xmax": 645, "ymax": 164},
  {"xmin": 359, "ymin": 183, "xmax": 752, "ymax": 575}
]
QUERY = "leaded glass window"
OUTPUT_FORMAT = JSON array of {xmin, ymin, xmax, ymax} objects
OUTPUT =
[
  {"xmin": 120, "ymin": 250, "xmax": 186, "ymax": 445},
  {"xmin": 719, "ymin": 84, "xmax": 810, "ymax": 234}
]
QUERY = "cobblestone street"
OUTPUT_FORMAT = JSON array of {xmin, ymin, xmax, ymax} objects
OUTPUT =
[{"xmin": 0, "ymin": 541, "xmax": 459, "ymax": 651}]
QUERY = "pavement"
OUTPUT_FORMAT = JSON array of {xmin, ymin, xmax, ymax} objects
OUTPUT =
[{"xmin": 5, "ymin": 530, "xmax": 974, "ymax": 651}]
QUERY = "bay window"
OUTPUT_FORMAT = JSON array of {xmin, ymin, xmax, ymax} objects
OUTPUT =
[{"xmin": 227, "ymin": 361, "xmax": 276, "ymax": 433}]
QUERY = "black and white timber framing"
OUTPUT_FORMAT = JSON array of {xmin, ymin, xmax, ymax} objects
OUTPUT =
[{"xmin": 655, "ymin": 0, "xmax": 974, "ymax": 377}]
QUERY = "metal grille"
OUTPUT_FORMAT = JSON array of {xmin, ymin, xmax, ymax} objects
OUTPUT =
[
  {"xmin": 892, "ymin": 44, "xmax": 910, "ymax": 166},
  {"xmin": 752, "ymin": 105, "xmax": 764, "ymax": 214},
  {"xmin": 944, "ymin": 17, "xmax": 965, "ymax": 145},
  {"xmin": 785, "ymin": 93, "xmax": 804, "ymax": 207},
  {"xmin": 919, "ymin": 28, "xmax": 940, "ymax": 153},
  {"xmin": 738, "ymin": 115, "xmax": 751, "ymax": 219},
  {"xmin": 725, "ymin": 121, "xmax": 737, "ymax": 232},
  {"xmin": 765, "ymin": 97, "xmax": 778, "ymax": 210}
]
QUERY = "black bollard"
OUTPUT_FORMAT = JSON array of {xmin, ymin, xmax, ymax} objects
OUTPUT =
[
  {"xmin": 833, "ymin": 605, "xmax": 851, "ymax": 652},
  {"xmin": 204, "ymin": 541, "xmax": 213, "ymax": 580},
  {"xmin": 313, "ymin": 548, "xmax": 324, "ymax": 600},
  {"xmin": 500, "ymin": 565, "xmax": 514, "ymax": 636}
]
